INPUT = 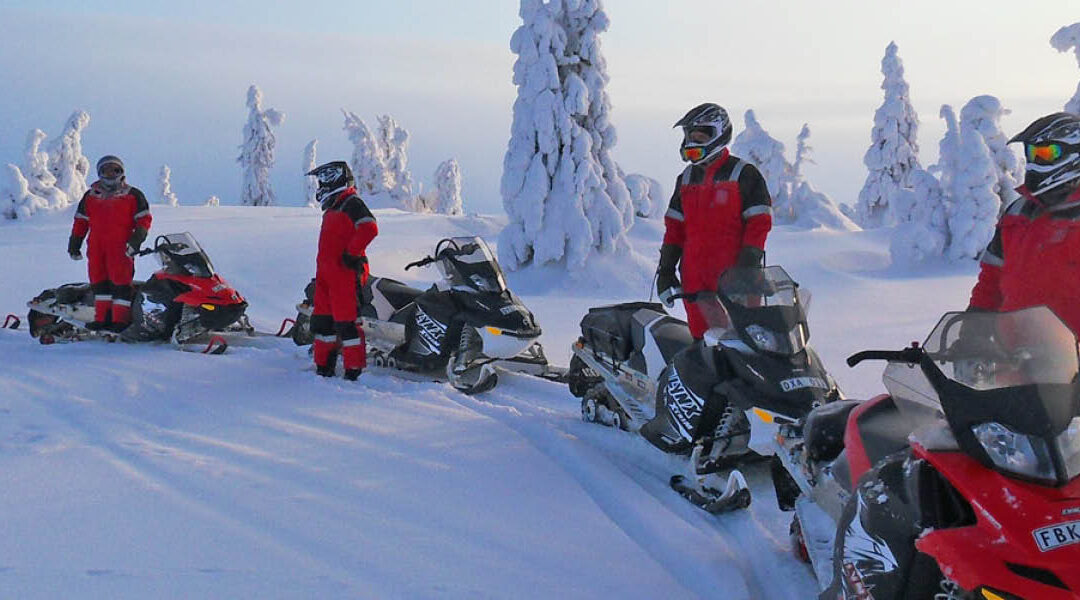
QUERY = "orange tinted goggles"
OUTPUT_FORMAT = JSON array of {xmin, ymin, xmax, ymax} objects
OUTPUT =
[
  {"xmin": 1027, "ymin": 143, "xmax": 1067, "ymax": 164},
  {"xmin": 681, "ymin": 147, "xmax": 706, "ymax": 161}
]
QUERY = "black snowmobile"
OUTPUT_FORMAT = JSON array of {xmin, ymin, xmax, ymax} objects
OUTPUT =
[
  {"xmin": 291, "ymin": 236, "xmax": 563, "ymax": 394},
  {"xmin": 27, "ymin": 232, "xmax": 252, "ymax": 353},
  {"xmin": 567, "ymin": 265, "xmax": 841, "ymax": 512}
]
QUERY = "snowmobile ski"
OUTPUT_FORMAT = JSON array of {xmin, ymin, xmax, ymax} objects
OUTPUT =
[{"xmin": 670, "ymin": 470, "xmax": 751, "ymax": 514}]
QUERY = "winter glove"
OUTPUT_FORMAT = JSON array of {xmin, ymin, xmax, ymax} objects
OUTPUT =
[
  {"xmin": 342, "ymin": 252, "xmax": 367, "ymax": 271},
  {"xmin": 656, "ymin": 243, "xmax": 683, "ymax": 308},
  {"xmin": 735, "ymin": 246, "xmax": 764, "ymax": 268},
  {"xmin": 67, "ymin": 235, "xmax": 84, "ymax": 261},
  {"xmin": 126, "ymin": 226, "xmax": 148, "ymax": 258}
]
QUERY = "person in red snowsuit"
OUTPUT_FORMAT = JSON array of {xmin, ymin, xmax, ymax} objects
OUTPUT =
[
  {"xmin": 307, "ymin": 161, "xmax": 378, "ymax": 381},
  {"xmin": 68, "ymin": 155, "xmax": 152, "ymax": 332},
  {"xmin": 657, "ymin": 103, "xmax": 773, "ymax": 339},
  {"xmin": 969, "ymin": 112, "xmax": 1080, "ymax": 335}
]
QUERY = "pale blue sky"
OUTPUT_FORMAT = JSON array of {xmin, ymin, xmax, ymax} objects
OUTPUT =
[{"xmin": 2, "ymin": 2, "xmax": 1077, "ymax": 212}]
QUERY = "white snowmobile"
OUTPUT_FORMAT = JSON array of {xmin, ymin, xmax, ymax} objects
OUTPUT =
[{"xmin": 290, "ymin": 236, "xmax": 564, "ymax": 394}]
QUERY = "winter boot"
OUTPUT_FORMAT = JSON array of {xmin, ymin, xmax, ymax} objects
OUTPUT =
[
  {"xmin": 343, "ymin": 368, "xmax": 362, "ymax": 381},
  {"xmin": 316, "ymin": 364, "xmax": 336, "ymax": 378},
  {"xmin": 86, "ymin": 320, "xmax": 109, "ymax": 331}
]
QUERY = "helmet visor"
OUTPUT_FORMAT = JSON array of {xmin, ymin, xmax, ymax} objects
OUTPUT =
[{"xmin": 684, "ymin": 125, "xmax": 716, "ymax": 144}]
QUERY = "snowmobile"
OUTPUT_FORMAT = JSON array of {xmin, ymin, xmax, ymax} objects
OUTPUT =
[
  {"xmin": 27, "ymin": 232, "xmax": 251, "ymax": 353},
  {"xmin": 290, "ymin": 236, "xmax": 563, "ymax": 394},
  {"xmin": 778, "ymin": 306, "xmax": 1080, "ymax": 599},
  {"xmin": 567, "ymin": 265, "xmax": 841, "ymax": 512}
]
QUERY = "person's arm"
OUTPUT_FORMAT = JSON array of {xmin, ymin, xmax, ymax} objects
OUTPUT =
[
  {"xmin": 661, "ymin": 174, "xmax": 686, "ymax": 248},
  {"xmin": 127, "ymin": 188, "xmax": 152, "ymax": 255},
  {"xmin": 737, "ymin": 163, "xmax": 772, "ymax": 266},
  {"xmin": 969, "ymin": 225, "xmax": 1004, "ymax": 311},
  {"xmin": 69, "ymin": 192, "xmax": 90, "ymax": 259},
  {"xmin": 343, "ymin": 196, "xmax": 378, "ymax": 269}
]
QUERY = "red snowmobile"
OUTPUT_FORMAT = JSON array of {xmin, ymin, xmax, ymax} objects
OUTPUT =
[
  {"xmin": 27, "ymin": 232, "xmax": 251, "ymax": 353},
  {"xmin": 776, "ymin": 306, "xmax": 1080, "ymax": 599}
]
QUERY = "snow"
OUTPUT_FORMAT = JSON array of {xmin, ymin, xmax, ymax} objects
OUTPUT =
[
  {"xmin": 0, "ymin": 204, "xmax": 981, "ymax": 598},
  {"xmin": 158, "ymin": 165, "xmax": 179, "ymax": 207},
  {"xmin": 425, "ymin": 159, "xmax": 464, "ymax": 216},
  {"xmin": 624, "ymin": 173, "xmax": 664, "ymax": 219},
  {"xmin": 1051, "ymin": 22, "xmax": 1080, "ymax": 113},
  {"xmin": 959, "ymin": 96, "xmax": 1023, "ymax": 211},
  {"xmin": 237, "ymin": 85, "xmax": 284, "ymax": 207}
]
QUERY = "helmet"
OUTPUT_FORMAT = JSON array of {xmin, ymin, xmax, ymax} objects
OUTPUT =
[
  {"xmin": 674, "ymin": 103, "xmax": 732, "ymax": 164},
  {"xmin": 96, "ymin": 155, "xmax": 125, "ymax": 190},
  {"xmin": 1008, "ymin": 112, "xmax": 1080, "ymax": 203},
  {"xmin": 306, "ymin": 161, "xmax": 354, "ymax": 208}
]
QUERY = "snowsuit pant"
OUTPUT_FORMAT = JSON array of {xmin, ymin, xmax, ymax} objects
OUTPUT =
[
  {"xmin": 88, "ymin": 241, "xmax": 135, "ymax": 325},
  {"xmin": 312, "ymin": 264, "xmax": 366, "ymax": 372},
  {"xmin": 682, "ymin": 293, "xmax": 731, "ymax": 340}
]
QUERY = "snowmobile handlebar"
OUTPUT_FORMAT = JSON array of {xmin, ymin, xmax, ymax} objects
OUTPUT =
[
  {"xmin": 405, "ymin": 256, "xmax": 436, "ymax": 271},
  {"xmin": 846, "ymin": 346, "xmax": 924, "ymax": 368},
  {"xmin": 405, "ymin": 243, "xmax": 481, "ymax": 271}
]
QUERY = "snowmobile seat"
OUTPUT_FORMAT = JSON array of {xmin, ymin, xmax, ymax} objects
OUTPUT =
[
  {"xmin": 844, "ymin": 395, "xmax": 937, "ymax": 487},
  {"xmin": 373, "ymin": 278, "xmax": 424, "ymax": 312},
  {"xmin": 55, "ymin": 283, "xmax": 92, "ymax": 305},
  {"xmin": 646, "ymin": 316, "xmax": 694, "ymax": 365},
  {"xmin": 581, "ymin": 302, "xmax": 665, "ymax": 362},
  {"xmin": 804, "ymin": 400, "xmax": 861, "ymax": 462}
]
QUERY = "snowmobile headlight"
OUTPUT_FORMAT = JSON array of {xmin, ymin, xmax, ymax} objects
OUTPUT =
[
  {"xmin": 745, "ymin": 324, "xmax": 780, "ymax": 353},
  {"xmin": 972, "ymin": 422, "xmax": 1056, "ymax": 484},
  {"xmin": 1057, "ymin": 416, "xmax": 1080, "ymax": 480}
]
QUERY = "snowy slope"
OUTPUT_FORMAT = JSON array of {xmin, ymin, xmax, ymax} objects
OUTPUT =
[{"xmin": 0, "ymin": 208, "xmax": 978, "ymax": 599}]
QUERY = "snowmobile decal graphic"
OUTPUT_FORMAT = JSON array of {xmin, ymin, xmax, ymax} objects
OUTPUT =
[
  {"xmin": 840, "ymin": 494, "xmax": 899, "ymax": 599},
  {"xmin": 663, "ymin": 367, "xmax": 703, "ymax": 441},
  {"xmin": 413, "ymin": 306, "xmax": 447, "ymax": 356}
]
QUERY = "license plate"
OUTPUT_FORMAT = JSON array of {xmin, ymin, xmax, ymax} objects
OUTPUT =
[
  {"xmin": 780, "ymin": 376, "xmax": 828, "ymax": 392},
  {"xmin": 1033, "ymin": 519, "xmax": 1080, "ymax": 552}
]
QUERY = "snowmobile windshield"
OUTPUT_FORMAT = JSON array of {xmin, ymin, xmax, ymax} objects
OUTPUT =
[
  {"xmin": 709, "ymin": 266, "xmax": 809, "ymax": 356},
  {"xmin": 155, "ymin": 232, "xmax": 216, "ymax": 278},
  {"xmin": 436, "ymin": 237, "xmax": 507, "ymax": 294},
  {"xmin": 922, "ymin": 307, "xmax": 1078, "ymax": 391}
]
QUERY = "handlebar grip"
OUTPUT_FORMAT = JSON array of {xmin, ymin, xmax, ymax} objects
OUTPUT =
[
  {"xmin": 846, "ymin": 348, "xmax": 922, "ymax": 368},
  {"xmin": 405, "ymin": 256, "xmax": 434, "ymax": 271}
]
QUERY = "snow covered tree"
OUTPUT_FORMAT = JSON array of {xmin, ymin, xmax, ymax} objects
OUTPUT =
[
  {"xmin": 624, "ymin": 173, "xmax": 664, "ymax": 219},
  {"xmin": 46, "ymin": 110, "xmax": 91, "ymax": 202},
  {"xmin": 889, "ymin": 168, "xmax": 949, "ymax": 265},
  {"xmin": 792, "ymin": 124, "xmax": 812, "ymax": 185},
  {"xmin": 427, "ymin": 158, "xmax": 464, "ymax": 215},
  {"xmin": 855, "ymin": 41, "xmax": 922, "ymax": 228},
  {"xmin": 237, "ymin": 84, "xmax": 284, "ymax": 206},
  {"xmin": 377, "ymin": 115, "xmax": 416, "ymax": 210},
  {"xmin": 1, "ymin": 164, "xmax": 49, "ymax": 220},
  {"xmin": 303, "ymin": 139, "xmax": 319, "ymax": 208},
  {"xmin": 938, "ymin": 105, "xmax": 1000, "ymax": 261},
  {"xmin": 784, "ymin": 124, "xmax": 858, "ymax": 230},
  {"xmin": 342, "ymin": 110, "xmax": 394, "ymax": 206},
  {"xmin": 158, "ymin": 165, "xmax": 179, "ymax": 206},
  {"xmin": 204, "ymin": 195, "xmax": 220, "ymax": 207},
  {"xmin": 732, "ymin": 110, "xmax": 794, "ymax": 222},
  {"xmin": 959, "ymin": 95, "xmax": 1023, "ymax": 210},
  {"xmin": 499, "ymin": 0, "xmax": 634, "ymax": 272},
  {"xmin": 1051, "ymin": 23, "xmax": 1080, "ymax": 113},
  {"xmin": 22, "ymin": 129, "xmax": 69, "ymax": 210}
]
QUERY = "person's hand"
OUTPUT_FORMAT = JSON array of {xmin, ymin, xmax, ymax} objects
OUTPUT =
[
  {"xmin": 69, "ymin": 250, "xmax": 83, "ymax": 261},
  {"xmin": 342, "ymin": 252, "xmax": 366, "ymax": 271},
  {"xmin": 125, "ymin": 243, "xmax": 139, "ymax": 258},
  {"xmin": 659, "ymin": 284, "xmax": 682, "ymax": 308},
  {"xmin": 67, "ymin": 235, "xmax": 83, "ymax": 261}
]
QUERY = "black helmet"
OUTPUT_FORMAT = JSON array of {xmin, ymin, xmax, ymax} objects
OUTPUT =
[
  {"xmin": 96, "ymin": 155, "xmax": 125, "ymax": 190},
  {"xmin": 1009, "ymin": 112, "xmax": 1080, "ymax": 203},
  {"xmin": 306, "ymin": 161, "xmax": 354, "ymax": 208},
  {"xmin": 674, "ymin": 103, "xmax": 732, "ymax": 164}
]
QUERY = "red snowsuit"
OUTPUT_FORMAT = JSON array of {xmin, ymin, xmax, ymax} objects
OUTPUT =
[
  {"xmin": 969, "ymin": 187, "xmax": 1080, "ymax": 335},
  {"xmin": 312, "ymin": 187, "xmax": 378, "ymax": 373},
  {"xmin": 70, "ymin": 182, "xmax": 152, "ymax": 325},
  {"xmin": 662, "ymin": 149, "xmax": 773, "ymax": 337}
]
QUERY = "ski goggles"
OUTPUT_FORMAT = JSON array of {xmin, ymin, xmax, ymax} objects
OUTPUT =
[
  {"xmin": 1026, "ymin": 142, "xmax": 1079, "ymax": 165},
  {"xmin": 681, "ymin": 146, "xmax": 706, "ymax": 162}
]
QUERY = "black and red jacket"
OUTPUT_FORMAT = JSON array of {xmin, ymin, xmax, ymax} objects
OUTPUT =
[
  {"xmin": 970, "ymin": 186, "xmax": 1080, "ymax": 334},
  {"xmin": 71, "ymin": 182, "xmax": 152, "ymax": 247},
  {"xmin": 662, "ymin": 149, "xmax": 773, "ymax": 293},
  {"xmin": 318, "ymin": 187, "xmax": 378, "ymax": 277}
]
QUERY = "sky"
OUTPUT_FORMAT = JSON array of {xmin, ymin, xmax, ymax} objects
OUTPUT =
[{"xmin": 1, "ymin": 2, "xmax": 1078, "ymax": 214}]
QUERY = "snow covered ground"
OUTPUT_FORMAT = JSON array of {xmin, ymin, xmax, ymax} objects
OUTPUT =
[{"xmin": 0, "ymin": 207, "xmax": 978, "ymax": 599}]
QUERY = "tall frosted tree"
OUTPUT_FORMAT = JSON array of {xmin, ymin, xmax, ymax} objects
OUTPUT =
[
  {"xmin": 786, "ymin": 124, "xmax": 858, "ymax": 231},
  {"xmin": 377, "ymin": 115, "xmax": 415, "ymax": 209},
  {"xmin": 46, "ymin": 110, "xmax": 91, "ymax": 202},
  {"xmin": 959, "ymin": 96, "xmax": 1023, "ymax": 210},
  {"xmin": 238, "ymin": 85, "xmax": 284, "ymax": 206},
  {"xmin": 732, "ymin": 110, "xmax": 794, "ymax": 222},
  {"xmin": 499, "ymin": 0, "xmax": 633, "ymax": 272},
  {"xmin": 158, "ymin": 165, "xmax": 179, "ymax": 206},
  {"xmin": 23, "ymin": 129, "xmax": 69, "ymax": 210},
  {"xmin": 856, "ymin": 41, "xmax": 921, "ymax": 228},
  {"xmin": 1, "ymin": 164, "xmax": 49, "ymax": 220},
  {"xmin": 1051, "ymin": 23, "xmax": 1080, "ymax": 113},
  {"xmin": 342, "ymin": 110, "xmax": 391, "ymax": 200},
  {"xmin": 624, "ymin": 173, "xmax": 664, "ymax": 219},
  {"xmin": 939, "ymin": 105, "xmax": 1000, "ymax": 261},
  {"xmin": 303, "ymin": 139, "xmax": 319, "ymax": 208},
  {"xmin": 429, "ymin": 158, "xmax": 464, "ymax": 216}
]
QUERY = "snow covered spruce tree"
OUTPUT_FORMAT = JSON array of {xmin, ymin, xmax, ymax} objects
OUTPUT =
[
  {"xmin": 624, "ymin": 173, "xmax": 664, "ymax": 219},
  {"xmin": 46, "ymin": 110, "xmax": 91, "ymax": 202},
  {"xmin": 1, "ymin": 164, "xmax": 49, "ymax": 220},
  {"xmin": 855, "ymin": 42, "xmax": 921, "ymax": 228},
  {"xmin": 158, "ymin": 165, "xmax": 179, "ymax": 206},
  {"xmin": 342, "ymin": 110, "xmax": 391, "ymax": 202},
  {"xmin": 238, "ymin": 85, "xmax": 285, "ymax": 206},
  {"xmin": 377, "ymin": 115, "xmax": 416, "ymax": 210},
  {"xmin": 303, "ymin": 140, "xmax": 319, "ymax": 208},
  {"xmin": 732, "ymin": 110, "xmax": 794, "ymax": 221},
  {"xmin": 429, "ymin": 159, "xmax": 464, "ymax": 215},
  {"xmin": 959, "ymin": 96, "xmax": 1023, "ymax": 210},
  {"xmin": 889, "ymin": 168, "xmax": 949, "ymax": 265},
  {"xmin": 499, "ymin": 0, "xmax": 634, "ymax": 272},
  {"xmin": 786, "ymin": 124, "xmax": 858, "ymax": 230},
  {"xmin": 1051, "ymin": 23, "xmax": 1080, "ymax": 113},
  {"xmin": 23, "ymin": 129, "xmax": 69, "ymax": 210},
  {"xmin": 938, "ymin": 104, "xmax": 1000, "ymax": 261},
  {"xmin": 204, "ymin": 195, "xmax": 220, "ymax": 207}
]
